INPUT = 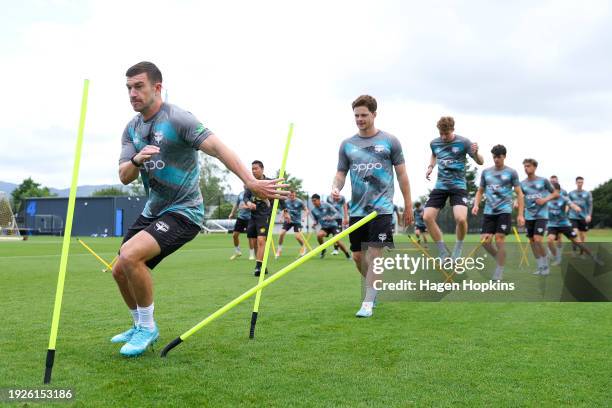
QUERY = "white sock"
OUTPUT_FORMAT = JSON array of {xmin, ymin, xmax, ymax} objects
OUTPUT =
[
  {"xmin": 137, "ymin": 303, "xmax": 155, "ymax": 330},
  {"xmin": 493, "ymin": 265, "xmax": 504, "ymax": 280},
  {"xmin": 129, "ymin": 308, "xmax": 139, "ymax": 325},
  {"xmin": 364, "ymin": 286, "xmax": 378, "ymax": 303},
  {"xmin": 235, "ymin": 245, "xmax": 241, "ymax": 252},
  {"xmin": 453, "ymin": 240, "xmax": 464, "ymax": 256},
  {"xmin": 249, "ymin": 249, "xmax": 255, "ymax": 257},
  {"xmin": 278, "ymin": 245, "xmax": 283, "ymax": 250},
  {"xmin": 436, "ymin": 241, "xmax": 447, "ymax": 254}
]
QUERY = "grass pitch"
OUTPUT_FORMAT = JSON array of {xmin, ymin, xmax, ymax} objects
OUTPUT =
[{"xmin": 1, "ymin": 231, "xmax": 611, "ymax": 407}]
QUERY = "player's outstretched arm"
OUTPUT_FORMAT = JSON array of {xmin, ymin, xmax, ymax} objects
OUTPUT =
[
  {"xmin": 395, "ymin": 164, "xmax": 413, "ymax": 225},
  {"xmin": 470, "ymin": 143, "xmax": 484, "ymax": 165},
  {"xmin": 331, "ymin": 171, "xmax": 347, "ymax": 200},
  {"xmin": 472, "ymin": 187, "xmax": 484, "ymax": 216},
  {"xmin": 425, "ymin": 154, "xmax": 436, "ymax": 180},
  {"xmin": 199, "ymin": 134, "xmax": 289, "ymax": 199}
]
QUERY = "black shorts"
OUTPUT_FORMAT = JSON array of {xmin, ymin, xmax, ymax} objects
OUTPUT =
[
  {"xmin": 425, "ymin": 188, "xmax": 468, "ymax": 209},
  {"xmin": 233, "ymin": 217, "xmax": 249, "ymax": 233},
  {"xmin": 247, "ymin": 215, "xmax": 270, "ymax": 238},
  {"xmin": 547, "ymin": 226, "xmax": 577, "ymax": 239},
  {"xmin": 525, "ymin": 219, "xmax": 547, "ymax": 238},
  {"xmin": 481, "ymin": 213, "xmax": 512, "ymax": 235},
  {"xmin": 349, "ymin": 214, "xmax": 394, "ymax": 252},
  {"xmin": 335, "ymin": 219, "xmax": 344, "ymax": 230},
  {"xmin": 121, "ymin": 212, "xmax": 201, "ymax": 269},
  {"xmin": 321, "ymin": 226, "xmax": 339, "ymax": 236},
  {"xmin": 415, "ymin": 223, "xmax": 427, "ymax": 233},
  {"xmin": 282, "ymin": 222, "xmax": 302, "ymax": 232},
  {"xmin": 570, "ymin": 219, "xmax": 589, "ymax": 232}
]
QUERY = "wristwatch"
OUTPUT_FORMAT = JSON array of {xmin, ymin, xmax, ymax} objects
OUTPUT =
[{"xmin": 130, "ymin": 154, "xmax": 141, "ymax": 167}]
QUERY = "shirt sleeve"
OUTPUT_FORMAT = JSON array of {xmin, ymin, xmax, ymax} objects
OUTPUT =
[
  {"xmin": 544, "ymin": 179, "xmax": 554, "ymax": 193},
  {"xmin": 172, "ymin": 107, "xmax": 214, "ymax": 149},
  {"xmin": 511, "ymin": 170, "xmax": 520, "ymax": 187},
  {"xmin": 337, "ymin": 140, "xmax": 349, "ymax": 172},
  {"xmin": 479, "ymin": 171, "xmax": 486, "ymax": 189},
  {"xmin": 463, "ymin": 137, "xmax": 477, "ymax": 159},
  {"xmin": 390, "ymin": 135, "xmax": 405, "ymax": 166},
  {"xmin": 118, "ymin": 124, "xmax": 137, "ymax": 164},
  {"xmin": 588, "ymin": 192, "xmax": 593, "ymax": 215}
]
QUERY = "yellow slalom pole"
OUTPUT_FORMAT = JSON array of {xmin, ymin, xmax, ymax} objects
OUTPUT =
[
  {"xmin": 298, "ymin": 231, "xmax": 313, "ymax": 252},
  {"xmin": 44, "ymin": 79, "xmax": 89, "ymax": 384},
  {"xmin": 160, "ymin": 211, "xmax": 377, "ymax": 357},
  {"xmin": 444, "ymin": 238, "xmax": 486, "ymax": 283},
  {"xmin": 77, "ymin": 238, "xmax": 113, "ymax": 271},
  {"xmin": 407, "ymin": 234, "xmax": 453, "ymax": 282},
  {"xmin": 104, "ymin": 256, "xmax": 118, "ymax": 273},
  {"xmin": 249, "ymin": 123, "xmax": 293, "ymax": 339},
  {"xmin": 270, "ymin": 238, "xmax": 277, "ymax": 259},
  {"xmin": 513, "ymin": 226, "xmax": 530, "ymax": 267}
]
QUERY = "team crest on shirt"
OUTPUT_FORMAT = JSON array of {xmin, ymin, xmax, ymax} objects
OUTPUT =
[
  {"xmin": 462, "ymin": 197, "xmax": 468, "ymax": 204},
  {"xmin": 501, "ymin": 224, "xmax": 507, "ymax": 231},
  {"xmin": 537, "ymin": 227, "xmax": 543, "ymax": 233},
  {"xmin": 378, "ymin": 233, "xmax": 387, "ymax": 242},
  {"xmin": 374, "ymin": 144, "xmax": 385, "ymax": 153},
  {"xmin": 501, "ymin": 174, "xmax": 509, "ymax": 181},
  {"xmin": 153, "ymin": 131, "xmax": 164, "ymax": 144},
  {"xmin": 260, "ymin": 227, "xmax": 266, "ymax": 233},
  {"xmin": 452, "ymin": 146, "xmax": 460, "ymax": 153},
  {"xmin": 155, "ymin": 221, "xmax": 170, "ymax": 233}
]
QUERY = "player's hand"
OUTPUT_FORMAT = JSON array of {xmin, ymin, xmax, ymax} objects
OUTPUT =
[
  {"xmin": 586, "ymin": 215, "xmax": 592, "ymax": 223},
  {"xmin": 135, "ymin": 145, "xmax": 160, "ymax": 164},
  {"xmin": 471, "ymin": 143, "xmax": 479, "ymax": 155},
  {"xmin": 403, "ymin": 206, "xmax": 414, "ymax": 226},
  {"xmin": 343, "ymin": 217, "xmax": 349, "ymax": 227},
  {"xmin": 247, "ymin": 202, "xmax": 256, "ymax": 210},
  {"xmin": 247, "ymin": 178, "xmax": 289, "ymax": 200},
  {"xmin": 331, "ymin": 187, "xmax": 341, "ymax": 201},
  {"xmin": 517, "ymin": 215, "xmax": 525, "ymax": 227},
  {"xmin": 471, "ymin": 205, "xmax": 479, "ymax": 216},
  {"xmin": 535, "ymin": 198, "xmax": 546, "ymax": 205},
  {"xmin": 425, "ymin": 166, "xmax": 433, "ymax": 181}
]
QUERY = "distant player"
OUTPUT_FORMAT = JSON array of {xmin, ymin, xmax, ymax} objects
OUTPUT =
[
  {"xmin": 310, "ymin": 194, "xmax": 350, "ymax": 259},
  {"xmin": 326, "ymin": 194, "xmax": 348, "ymax": 255},
  {"xmin": 112, "ymin": 62, "xmax": 286, "ymax": 356},
  {"xmin": 472, "ymin": 145, "xmax": 524, "ymax": 281},
  {"xmin": 547, "ymin": 175, "xmax": 567, "ymax": 259},
  {"xmin": 244, "ymin": 160, "xmax": 273, "ymax": 277},
  {"xmin": 520, "ymin": 158, "xmax": 558, "ymax": 275},
  {"xmin": 413, "ymin": 202, "xmax": 428, "ymax": 244},
  {"xmin": 424, "ymin": 116, "xmax": 484, "ymax": 259},
  {"xmin": 228, "ymin": 189, "xmax": 256, "ymax": 260},
  {"xmin": 332, "ymin": 95, "xmax": 413, "ymax": 318},
  {"xmin": 390, "ymin": 204, "xmax": 402, "ymax": 234},
  {"xmin": 568, "ymin": 176, "xmax": 593, "ymax": 254},
  {"xmin": 277, "ymin": 190, "xmax": 309, "ymax": 258}
]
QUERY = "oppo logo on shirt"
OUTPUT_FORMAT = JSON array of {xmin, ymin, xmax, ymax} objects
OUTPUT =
[
  {"xmin": 352, "ymin": 162, "xmax": 383, "ymax": 171},
  {"xmin": 143, "ymin": 160, "xmax": 166, "ymax": 170}
]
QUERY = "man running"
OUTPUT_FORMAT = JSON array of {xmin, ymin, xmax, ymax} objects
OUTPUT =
[
  {"xmin": 547, "ymin": 175, "xmax": 567, "ymax": 260},
  {"xmin": 424, "ymin": 116, "xmax": 484, "ymax": 259},
  {"xmin": 326, "ymin": 193, "xmax": 349, "ymax": 255},
  {"xmin": 332, "ymin": 95, "xmax": 413, "ymax": 318},
  {"xmin": 472, "ymin": 145, "xmax": 524, "ymax": 281},
  {"xmin": 112, "ymin": 62, "xmax": 286, "ymax": 356},
  {"xmin": 228, "ymin": 189, "xmax": 256, "ymax": 260},
  {"xmin": 310, "ymin": 194, "xmax": 351, "ymax": 259},
  {"xmin": 277, "ymin": 190, "xmax": 309, "ymax": 258},
  {"xmin": 244, "ymin": 160, "xmax": 273, "ymax": 276},
  {"xmin": 413, "ymin": 202, "xmax": 428, "ymax": 245},
  {"xmin": 568, "ymin": 176, "xmax": 593, "ymax": 254},
  {"xmin": 520, "ymin": 158, "xmax": 558, "ymax": 276}
]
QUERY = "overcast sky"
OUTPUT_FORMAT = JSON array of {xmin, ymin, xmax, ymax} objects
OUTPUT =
[{"xmin": 1, "ymin": 0, "xmax": 610, "ymax": 203}]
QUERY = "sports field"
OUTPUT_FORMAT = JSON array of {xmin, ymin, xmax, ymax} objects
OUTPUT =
[{"xmin": 1, "ymin": 231, "xmax": 611, "ymax": 407}]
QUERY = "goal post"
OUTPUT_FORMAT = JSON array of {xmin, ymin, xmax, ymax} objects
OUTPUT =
[{"xmin": 0, "ymin": 192, "xmax": 23, "ymax": 240}]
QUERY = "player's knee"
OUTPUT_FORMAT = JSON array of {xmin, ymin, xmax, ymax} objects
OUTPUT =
[
  {"xmin": 118, "ymin": 249, "xmax": 142, "ymax": 272},
  {"xmin": 423, "ymin": 211, "xmax": 435, "ymax": 223},
  {"xmin": 352, "ymin": 251, "xmax": 362, "ymax": 263},
  {"xmin": 455, "ymin": 215, "xmax": 467, "ymax": 225},
  {"xmin": 111, "ymin": 262, "xmax": 125, "ymax": 281},
  {"xmin": 495, "ymin": 235, "xmax": 505, "ymax": 244}
]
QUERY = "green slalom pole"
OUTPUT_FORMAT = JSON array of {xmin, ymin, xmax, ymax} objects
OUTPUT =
[
  {"xmin": 161, "ymin": 211, "xmax": 377, "ymax": 357},
  {"xmin": 249, "ymin": 123, "xmax": 294, "ymax": 339},
  {"xmin": 44, "ymin": 79, "xmax": 90, "ymax": 384}
]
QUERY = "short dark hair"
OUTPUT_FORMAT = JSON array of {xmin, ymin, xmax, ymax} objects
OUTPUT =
[
  {"xmin": 491, "ymin": 144, "xmax": 507, "ymax": 156},
  {"xmin": 311, "ymin": 194, "xmax": 321, "ymax": 200},
  {"xmin": 252, "ymin": 160, "xmax": 264, "ymax": 169},
  {"xmin": 523, "ymin": 158, "xmax": 538, "ymax": 167},
  {"xmin": 126, "ymin": 61, "xmax": 163, "ymax": 84},
  {"xmin": 576, "ymin": 176, "xmax": 584, "ymax": 181},
  {"xmin": 415, "ymin": 202, "xmax": 422, "ymax": 208},
  {"xmin": 437, "ymin": 116, "xmax": 455, "ymax": 133},
  {"xmin": 551, "ymin": 181, "xmax": 561, "ymax": 191},
  {"xmin": 550, "ymin": 175, "xmax": 558, "ymax": 179},
  {"xmin": 352, "ymin": 95, "xmax": 377, "ymax": 112}
]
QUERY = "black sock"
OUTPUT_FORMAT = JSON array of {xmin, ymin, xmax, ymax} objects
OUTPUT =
[
  {"xmin": 334, "ymin": 243, "xmax": 339, "ymax": 250},
  {"xmin": 256, "ymin": 261, "xmax": 262, "ymax": 269}
]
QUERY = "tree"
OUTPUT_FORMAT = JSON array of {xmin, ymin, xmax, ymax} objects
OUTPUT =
[
  {"xmin": 91, "ymin": 187, "xmax": 129, "ymax": 197},
  {"xmin": 274, "ymin": 170, "xmax": 306, "ymax": 198},
  {"xmin": 465, "ymin": 162, "xmax": 479, "ymax": 203},
  {"xmin": 199, "ymin": 152, "xmax": 230, "ymax": 209},
  {"xmin": 10, "ymin": 177, "xmax": 56, "ymax": 212},
  {"xmin": 591, "ymin": 178, "xmax": 612, "ymax": 228}
]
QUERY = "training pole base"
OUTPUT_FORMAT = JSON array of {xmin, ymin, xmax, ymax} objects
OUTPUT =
[
  {"xmin": 249, "ymin": 311, "xmax": 258, "ymax": 339},
  {"xmin": 160, "ymin": 337, "xmax": 183, "ymax": 357},
  {"xmin": 43, "ymin": 349, "xmax": 55, "ymax": 384}
]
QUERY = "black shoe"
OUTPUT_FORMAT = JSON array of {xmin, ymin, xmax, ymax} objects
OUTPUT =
[
  {"xmin": 320, "ymin": 249, "xmax": 326, "ymax": 259},
  {"xmin": 254, "ymin": 268, "xmax": 261, "ymax": 277}
]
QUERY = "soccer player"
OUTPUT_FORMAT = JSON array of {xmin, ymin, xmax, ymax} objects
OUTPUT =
[
  {"xmin": 546, "ymin": 182, "xmax": 593, "ymax": 265},
  {"xmin": 424, "ymin": 116, "xmax": 484, "ymax": 259},
  {"xmin": 277, "ymin": 190, "xmax": 309, "ymax": 258},
  {"xmin": 244, "ymin": 160, "xmax": 273, "ymax": 276},
  {"xmin": 520, "ymin": 158, "xmax": 558, "ymax": 275},
  {"xmin": 568, "ymin": 176, "xmax": 593, "ymax": 253},
  {"xmin": 310, "ymin": 194, "xmax": 350, "ymax": 259},
  {"xmin": 413, "ymin": 202, "xmax": 428, "ymax": 245},
  {"xmin": 548, "ymin": 175, "xmax": 567, "ymax": 259},
  {"xmin": 228, "ymin": 189, "xmax": 256, "ymax": 260},
  {"xmin": 326, "ymin": 193, "xmax": 349, "ymax": 255},
  {"xmin": 112, "ymin": 62, "xmax": 287, "ymax": 356},
  {"xmin": 332, "ymin": 95, "xmax": 414, "ymax": 318},
  {"xmin": 472, "ymin": 145, "xmax": 524, "ymax": 281}
]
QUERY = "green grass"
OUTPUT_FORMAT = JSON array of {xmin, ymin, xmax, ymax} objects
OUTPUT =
[{"xmin": 1, "ymin": 231, "xmax": 611, "ymax": 407}]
